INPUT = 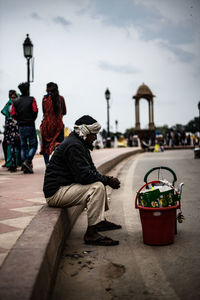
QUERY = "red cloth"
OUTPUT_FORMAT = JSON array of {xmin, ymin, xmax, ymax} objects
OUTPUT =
[
  {"xmin": 32, "ymin": 97, "xmax": 38, "ymax": 112},
  {"xmin": 40, "ymin": 95, "xmax": 64, "ymax": 155}
]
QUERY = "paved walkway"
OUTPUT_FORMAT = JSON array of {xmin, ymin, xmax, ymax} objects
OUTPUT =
[{"xmin": 0, "ymin": 148, "xmax": 140, "ymax": 268}]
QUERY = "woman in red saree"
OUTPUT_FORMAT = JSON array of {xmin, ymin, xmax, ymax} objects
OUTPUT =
[{"xmin": 40, "ymin": 83, "xmax": 65, "ymax": 165}]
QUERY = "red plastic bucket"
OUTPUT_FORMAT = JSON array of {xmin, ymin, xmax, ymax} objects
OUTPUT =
[
  {"xmin": 135, "ymin": 180, "xmax": 180, "ymax": 245},
  {"xmin": 139, "ymin": 206, "xmax": 177, "ymax": 245}
]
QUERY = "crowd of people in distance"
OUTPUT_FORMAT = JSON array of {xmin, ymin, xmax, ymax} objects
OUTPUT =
[{"xmin": 164, "ymin": 130, "xmax": 199, "ymax": 147}]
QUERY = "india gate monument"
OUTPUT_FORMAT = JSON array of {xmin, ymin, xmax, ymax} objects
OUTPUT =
[{"xmin": 132, "ymin": 83, "xmax": 156, "ymax": 143}]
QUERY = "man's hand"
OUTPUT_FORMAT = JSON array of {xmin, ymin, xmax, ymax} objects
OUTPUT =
[{"xmin": 107, "ymin": 176, "xmax": 120, "ymax": 189}]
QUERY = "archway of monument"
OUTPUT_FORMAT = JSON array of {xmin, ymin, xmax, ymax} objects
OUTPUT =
[
  {"xmin": 132, "ymin": 83, "xmax": 156, "ymax": 143},
  {"xmin": 137, "ymin": 98, "xmax": 149, "ymax": 129},
  {"xmin": 132, "ymin": 83, "xmax": 156, "ymax": 130}
]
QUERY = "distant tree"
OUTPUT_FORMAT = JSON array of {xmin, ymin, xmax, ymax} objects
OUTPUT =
[
  {"xmin": 171, "ymin": 124, "xmax": 185, "ymax": 133},
  {"xmin": 185, "ymin": 117, "xmax": 199, "ymax": 133}
]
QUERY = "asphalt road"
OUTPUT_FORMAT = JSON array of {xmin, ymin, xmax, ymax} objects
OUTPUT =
[{"xmin": 51, "ymin": 149, "xmax": 200, "ymax": 300}]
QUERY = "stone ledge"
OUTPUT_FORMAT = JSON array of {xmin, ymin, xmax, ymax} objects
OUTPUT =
[{"xmin": 0, "ymin": 148, "xmax": 142, "ymax": 300}]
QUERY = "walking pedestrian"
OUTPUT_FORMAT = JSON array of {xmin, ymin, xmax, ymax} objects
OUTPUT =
[
  {"xmin": 1, "ymin": 90, "xmax": 16, "ymax": 167},
  {"xmin": 40, "ymin": 82, "xmax": 66, "ymax": 165},
  {"xmin": 11, "ymin": 82, "xmax": 38, "ymax": 174},
  {"xmin": 43, "ymin": 115, "xmax": 121, "ymax": 246},
  {"xmin": 4, "ymin": 91, "xmax": 21, "ymax": 172}
]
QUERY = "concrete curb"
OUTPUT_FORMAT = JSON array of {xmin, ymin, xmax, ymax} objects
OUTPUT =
[
  {"xmin": 96, "ymin": 148, "xmax": 142, "ymax": 174},
  {"xmin": 0, "ymin": 148, "xmax": 142, "ymax": 300}
]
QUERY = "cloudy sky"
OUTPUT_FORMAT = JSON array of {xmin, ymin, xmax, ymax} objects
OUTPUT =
[{"xmin": 0, "ymin": 0, "xmax": 200, "ymax": 133}]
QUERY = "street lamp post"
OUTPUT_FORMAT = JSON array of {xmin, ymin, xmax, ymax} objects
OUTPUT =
[
  {"xmin": 23, "ymin": 34, "xmax": 33, "ymax": 96},
  {"xmin": 198, "ymin": 101, "xmax": 200, "ymax": 144},
  {"xmin": 105, "ymin": 88, "xmax": 111, "ymax": 147},
  {"xmin": 194, "ymin": 101, "xmax": 200, "ymax": 158},
  {"xmin": 115, "ymin": 120, "xmax": 118, "ymax": 133}
]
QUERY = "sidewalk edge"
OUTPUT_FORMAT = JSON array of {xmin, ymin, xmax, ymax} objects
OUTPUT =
[{"xmin": 0, "ymin": 148, "xmax": 142, "ymax": 300}]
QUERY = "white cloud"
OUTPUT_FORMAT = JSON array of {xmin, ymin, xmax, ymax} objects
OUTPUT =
[{"xmin": 0, "ymin": 0, "xmax": 199, "ymax": 135}]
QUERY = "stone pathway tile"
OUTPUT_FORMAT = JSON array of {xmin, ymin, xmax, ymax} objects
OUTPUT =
[{"xmin": 0, "ymin": 216, "xmax": 34, "ymax": 230}]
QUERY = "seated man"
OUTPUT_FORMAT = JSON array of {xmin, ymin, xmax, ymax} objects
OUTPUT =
[{"xmin": 43, "ymin": 115, "xmax": 121, "ymax": 246}]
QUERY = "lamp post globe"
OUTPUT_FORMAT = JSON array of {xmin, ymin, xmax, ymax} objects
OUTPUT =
[
  {"xmin": 23, "ymin": 34, "xmax": 33, "ymax": 58},
  {"xmin": 105, "ymin": 88, "xmax": 110, "ymax": 101},
  {"xmin": 105, "ymin": 88, "xmax": 111, "ymax": 147},
  {"xmin": 23, "ymin": 34, "xmax": 33, "ymax": 95}
]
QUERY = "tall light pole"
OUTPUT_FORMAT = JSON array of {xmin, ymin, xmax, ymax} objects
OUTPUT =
[
  {"xmin": 105, "ymin": 88, "xmax": 111, "ymax": 147},
  {"xmin": 115, "ymin": 120, "xmax": 118, "ymax": 133},
  {"xmin": 23, "ymin": 34, "xmax": 33, "ymax": 96},
  {"xmin": 198, "ymin": 101, "xmax": 200, "ymax": 145}
]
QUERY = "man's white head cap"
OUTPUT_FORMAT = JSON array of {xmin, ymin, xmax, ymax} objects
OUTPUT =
[{"xmin": 74, "ymin": 115, "xmax": 101, "ymax": 140}]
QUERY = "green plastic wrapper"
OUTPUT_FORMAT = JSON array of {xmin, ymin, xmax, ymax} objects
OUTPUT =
[{"xmin": 138, "ymin": 186, "xmax": 179, "ymax": 208}]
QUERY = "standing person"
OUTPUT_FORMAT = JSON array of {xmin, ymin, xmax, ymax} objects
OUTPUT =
[
  {"xmin": 1, "ymin": 90, "xmax": 16, "ymax": 167},
  {"xmin": 43, "ymin": 115, "xmax": 121, "ymax": 246},
  {"xmin": 4, "ymin": 91, "xmax": 20, "ymax": 172},
  {"xmin": 40, "ymin": 82, "xmax": 66, "ymax": 165},
  {"xmin": 11, "ymin": 82, "xmax": 38, "ymax": 174}
]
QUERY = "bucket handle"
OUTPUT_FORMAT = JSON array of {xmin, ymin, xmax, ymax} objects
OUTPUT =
[
  {"xmin": 144, "ymin": 166, "xmax": 177, "ymax": 187},
  {"xmin": 135, "ymin": 180, "xmax": 180, "ymax": 209}
]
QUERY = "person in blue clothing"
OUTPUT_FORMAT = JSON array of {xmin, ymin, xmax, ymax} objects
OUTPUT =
[
  {"xmin": 43, "ymin": 115, "xmax": 122, "ymax": 246},
  {"xmin": 11, "ymin": 82, "xmax": 38, "ymax": 174}
]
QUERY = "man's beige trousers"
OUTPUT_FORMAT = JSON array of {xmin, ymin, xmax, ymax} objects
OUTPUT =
[{"xmin": 46, "ymin": 181, "xmax": 108, "ymax": 226}]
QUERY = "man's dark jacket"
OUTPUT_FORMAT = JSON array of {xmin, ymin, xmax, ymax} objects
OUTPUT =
[
  {"xmin": 43, "ymin": 132, "xmax": 108, "ymax": 198},
  {"xmin": 12, "ymin": 96, "xmax": 38, "ymax": 127}
]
